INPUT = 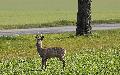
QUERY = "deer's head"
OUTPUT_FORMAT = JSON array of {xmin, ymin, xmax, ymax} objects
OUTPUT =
[{"xmin": 35, "ymin": 34, "xmax": 44, "ymax": 44}]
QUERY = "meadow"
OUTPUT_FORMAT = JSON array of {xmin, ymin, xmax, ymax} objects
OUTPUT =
[
  {"xmin": 0, "ymin": 0, "xmax": 120, "ymax": 29},
  {"xmin": 0, "ymin": 29, "xmax": 120, "ymax": 74}
]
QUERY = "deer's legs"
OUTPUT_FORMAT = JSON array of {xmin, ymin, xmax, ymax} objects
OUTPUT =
[
  {"xmin": 44, "ymin": 59, "xmax": 47, "ymax": 69},
  {"xmin": 59, "ymin": 57, "xmax": 65, "ymax": 69},
  {"xmin": 41, "ymin": 59, "xmax": 44, "ymax": 69},
  {"xmin": 41, "ymin": 58, "xmax": 47, "ymax": 69}
]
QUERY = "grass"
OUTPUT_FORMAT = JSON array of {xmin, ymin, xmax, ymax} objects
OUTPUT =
[
  {"xmin": 0, "ymin": 20, "xmax": 76, "ymax": 29},
  {"xmin": 0, "ymin": 0, "xmax": 120, "ymax": 29},
  {"xmin": 0, "ymin": 29, "xmax": 120, "ymax": 74}
]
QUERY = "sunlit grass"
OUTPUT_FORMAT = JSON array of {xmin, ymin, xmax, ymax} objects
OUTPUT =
[
  {"xmin": 0, "ymin": 0, "xmax": 120, "ymax": 29},
  {"xmin": 0, "ymin": 29, "xmax": 120, "ymax": 74}
]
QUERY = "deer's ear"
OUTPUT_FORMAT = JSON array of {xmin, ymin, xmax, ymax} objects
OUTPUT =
[
  {"xmin": 41, "ymin": 36, "xmax": 44, "ymax": 38},
  {"xmin": 35, "ymin": 35, "xmax": 39, "ymax": 38},
  {"xmin": 41, "ymin": 36, "xmax": 44, "ymax": 40}
]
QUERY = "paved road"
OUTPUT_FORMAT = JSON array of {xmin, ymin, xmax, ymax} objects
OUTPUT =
[{"xmin": 0, "ymin": 24, "xmax": 120, "ymax": 36}]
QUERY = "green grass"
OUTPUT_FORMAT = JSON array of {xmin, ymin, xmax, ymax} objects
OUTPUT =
[
  {"xmin": 0, "ymin": 0, "xmax": 120, "ymax": 29},
  {"xmin": 0, "ymin": 30, "xmax": 120, "ymax": 74}
]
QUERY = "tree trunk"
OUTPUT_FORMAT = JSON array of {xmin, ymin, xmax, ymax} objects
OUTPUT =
[{"xmin": 76, "ymin": 0, "xmax": 92, "ymax": 36}]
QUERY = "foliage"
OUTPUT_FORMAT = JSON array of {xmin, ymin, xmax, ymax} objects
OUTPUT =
[{"xmin": 0, "ymin": 30, "xmax": 120, "ymax": 74}]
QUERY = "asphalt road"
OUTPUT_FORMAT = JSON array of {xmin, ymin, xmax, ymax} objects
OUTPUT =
[{"xmin": 0, "ymin": 24, "xmax": 120, "ymax": 36}]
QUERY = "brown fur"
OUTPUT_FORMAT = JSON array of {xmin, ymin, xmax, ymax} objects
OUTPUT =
[{"xmin": 35, "ymin": 35, "xmax": 66, "ymax": 69}]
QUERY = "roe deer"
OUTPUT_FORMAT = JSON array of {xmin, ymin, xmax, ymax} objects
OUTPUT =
[{"xmin": 35, "ymin": 35, "xmax": 66, "ymax": 69}]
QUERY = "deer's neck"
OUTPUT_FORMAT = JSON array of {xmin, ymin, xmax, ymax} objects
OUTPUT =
[
  {"xmin": 36, "ymin": 40, "xmax": 42, "ymax": 48},
  {"xmin": 36, "ymin": 41, "xmax": 44, "ymax": 57}
]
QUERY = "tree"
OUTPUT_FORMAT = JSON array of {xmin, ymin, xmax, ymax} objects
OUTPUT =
[{"xmin": 76, "ymin": 0, "xmax": 92, "ymax": 36}]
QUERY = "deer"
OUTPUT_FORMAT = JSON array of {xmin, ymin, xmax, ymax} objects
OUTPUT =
[{"xmin": 35, "ymin": 35, "xmax": 66, "ymax": 70}]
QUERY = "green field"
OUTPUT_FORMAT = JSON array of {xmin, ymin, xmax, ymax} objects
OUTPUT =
[
  {"xmin": 0, "ymin": 0, "xmax": 120, "ymax": 29},
  {"xmin": 0, "ymin": 30, "xmax": 120, "ymax": 74},
  {"xmin": 0, "ymin": 0, "xmax": 120, "ymax": 74}
]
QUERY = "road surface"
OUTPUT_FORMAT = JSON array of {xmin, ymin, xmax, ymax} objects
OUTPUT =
[{"xmin": 0, "ymin": 24, "xmax": 120, "ymax": 36}]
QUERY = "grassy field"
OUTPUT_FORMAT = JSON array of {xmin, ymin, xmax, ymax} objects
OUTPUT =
[
  {"xmin": 0, "ymin": 0, "xmax": 120, "ymax": 29},
  {"xmin": 0, "ymin": 30, "xmax": 120, "ymax": 74}
]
